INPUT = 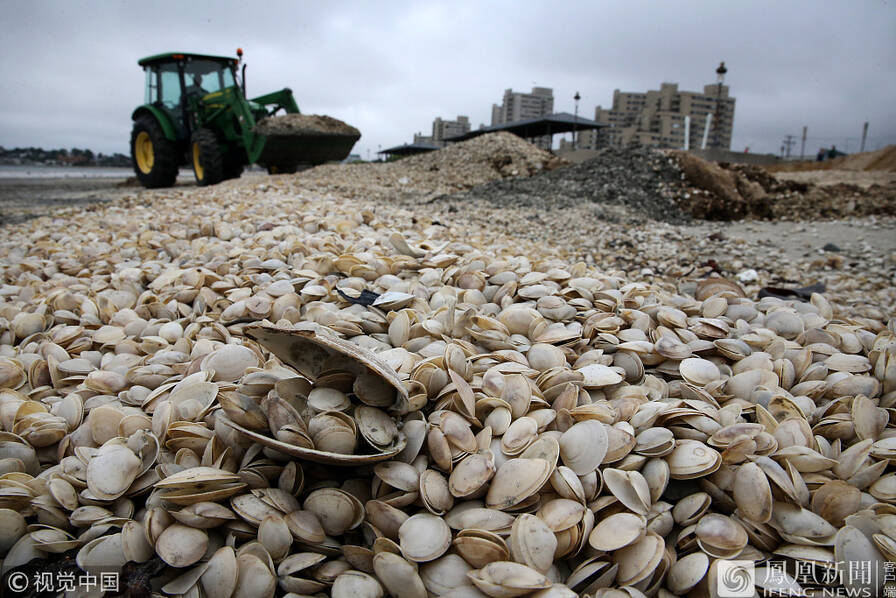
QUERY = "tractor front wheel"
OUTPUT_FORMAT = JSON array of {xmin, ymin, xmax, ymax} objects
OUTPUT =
[
  {"xmin": 130, "ymin": 117, "xmax": 178, "ymax": 188},
  {"xmin": 191, "ymin": 129, "xmax": 223, "ymax": 186}
]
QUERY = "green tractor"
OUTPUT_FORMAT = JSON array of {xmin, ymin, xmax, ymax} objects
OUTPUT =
[{"xmin": 130, "ymin": 50, "xmax": 360, "ymax": 188}]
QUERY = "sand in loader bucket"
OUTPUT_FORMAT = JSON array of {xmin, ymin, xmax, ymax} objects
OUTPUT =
[
  {"xmin": 254, "ymin": 114, "xmax": 361, "ymax": 166},
  {"xmin": 253, "ymin": 114, "xmax": 361, "ymax": 139}
]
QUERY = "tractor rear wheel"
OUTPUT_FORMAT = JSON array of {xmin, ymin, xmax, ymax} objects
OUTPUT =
[
  {"xmin": 191, "ymin": 129, "xmax": 223, "ymax": 186},
  {"xmin": 130, "ymin": 117, "xmax": 178, "ymax": 188}
]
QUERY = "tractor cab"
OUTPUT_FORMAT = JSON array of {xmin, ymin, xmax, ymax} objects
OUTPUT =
[{"xmin": 138, "ymin": 52, "xmax": 240, "ymax": 141}]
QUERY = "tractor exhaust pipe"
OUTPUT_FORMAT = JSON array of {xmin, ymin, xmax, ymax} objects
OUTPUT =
[{"xmin": 236, "ymin": 47, "xmax": 247, "ymax": 95}]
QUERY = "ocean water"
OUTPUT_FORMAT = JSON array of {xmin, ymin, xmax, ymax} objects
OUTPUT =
[{"xmin": 0, "ymin": 165, "xmax": 134, "ymax": 179}]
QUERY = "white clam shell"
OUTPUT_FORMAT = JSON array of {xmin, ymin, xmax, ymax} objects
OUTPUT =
[
  {"xmin": 399, "ymin": 513, "xmax": 452, "ymax": 562},
  {"xmin": 559, "ymin": 421, "xmax": 608, "ymax": 476}
]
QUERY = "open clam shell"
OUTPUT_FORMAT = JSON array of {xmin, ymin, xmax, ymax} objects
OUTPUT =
[
  {"xmin": 245, "ymin": 324, "xmax": 408, "ymax": 404},
  {"xmin": 468, "ymin": 561, "xmax": 552, "ymax": 598},
  {"xmin": 219, "ymin": 415, "xmax": 406, "ymax": 465}
]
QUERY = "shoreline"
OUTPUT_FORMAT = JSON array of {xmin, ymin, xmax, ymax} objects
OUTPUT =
[{"xmin": 0, "ymin": 175, "xmax": 140, "ymax": 225}]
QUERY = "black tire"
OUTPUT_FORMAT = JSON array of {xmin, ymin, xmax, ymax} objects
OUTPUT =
[
  {"xmin": 130, "ymin": 116, "xmax": 178, "ymax": 188},
  {"xmin": 266, "ymin": 164, "xmax": 298, "ymax": 175},
  {"xmin": 191, "ymin": 128, "xmax": 224, "ymax": 186}
]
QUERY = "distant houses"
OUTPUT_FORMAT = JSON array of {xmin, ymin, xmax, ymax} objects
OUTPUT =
[{"xmin": 0, "ymin": 146, "xmax": 130, "ymax": 167}]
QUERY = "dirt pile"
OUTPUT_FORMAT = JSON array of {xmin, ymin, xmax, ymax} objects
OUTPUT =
[
  {"xmin": 433, "ymin": 144, "xmax": 691, "ymax": 223},
  {"xmin": 672, "ymin": 151, "xmax": 896, "ymax": 220},
  {"xmin": 767, "ymin": 144, "xmax": 896, "ymax": 172},
  {"xmin": 673, "ymin": 152, "xmax": 772, "ymax": 220},
  {"xmin": 254, "ymin": 114, "xmax": 361, "ymax": 139}
]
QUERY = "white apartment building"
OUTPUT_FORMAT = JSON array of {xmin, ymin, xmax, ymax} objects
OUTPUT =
[
  {"xmin": 580, "ymin": 81, "xmax": 735, "ymax": 150},
  {"xmin": 491, "ymin": 87, "xmax": 554, "ymax": 149},
  {"xmin": 432, "ymin": 116, "xmax": 470, "ymax": 145},
  {"xmin": 412, "ymin": 115, "xmax": 471, "ymax": 147}
]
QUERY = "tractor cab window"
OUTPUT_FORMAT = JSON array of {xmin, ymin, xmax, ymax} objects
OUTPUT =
[
  {"xmin": 184, "ymin": 59, "xmax": 235, "ymax": 98},
  {"xmin": 158, "ymin": 65, "xmax": 182, "ymax": 109},
  {"xmin": 144, "ymin": 62, "xmax": 188, "ymax": 139},
  {"xmin": 144, "ymin": 63, "xmax": 183, "ymax": 111}
]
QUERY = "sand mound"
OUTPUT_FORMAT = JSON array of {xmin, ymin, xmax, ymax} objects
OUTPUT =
[
  {"xmin": 864, "ymin": 145, "xmax": 896, "ymax": 170},
  {"xmin": 768, "ymin": 145, "xmax": 896, "ymax": 172}
]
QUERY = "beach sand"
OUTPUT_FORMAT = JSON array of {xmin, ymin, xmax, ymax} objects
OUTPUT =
[{"xmin": 0, "ymin": 175, "xmax": 140, "ymax": 225}]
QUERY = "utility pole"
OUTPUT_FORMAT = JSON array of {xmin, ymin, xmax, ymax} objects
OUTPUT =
[
  {"xmin": 860, "ymin": 122, "xmax": 869, "ymax": 153},
  {"xmin": 800, "ymin": 126, "xmax": 807, "ymax": 160},
  {"xmin": 783, "ymin": 135, "xmax": 796, "ymax": 158},
  {"xmin": 573, "ymin": 91, "xmax": 580, "ymax": 150}
]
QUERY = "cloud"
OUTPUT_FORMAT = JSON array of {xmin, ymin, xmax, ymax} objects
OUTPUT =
[{"xmin": 1, "ymin": 0, "xmax": 893, "ymax": 160}]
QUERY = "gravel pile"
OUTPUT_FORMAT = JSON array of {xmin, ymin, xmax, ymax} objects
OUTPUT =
[{"xmin": 432, "ymin": 145, "xmax": 690, "ymax": 223}]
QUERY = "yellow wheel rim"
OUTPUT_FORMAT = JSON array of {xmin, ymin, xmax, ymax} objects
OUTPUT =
[
  {"xmin": 135, "ymin": 131, "xmax": 154, "ymax": 174},
  {"xmin": 192, "ymin": 142, "xmax": 204, "ymax": 181}
]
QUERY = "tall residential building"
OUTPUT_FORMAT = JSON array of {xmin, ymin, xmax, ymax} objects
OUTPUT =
[
  {"xmin": 491, "ymin": 87, "xmax": 554, "ymax": 149},
  {"xmin": 433, "ymin": 116, "xmax": 470, "ymax": 145},
  {"xmin": 580, "ymin": 81, "xmax": 735, "ymax": 151}
]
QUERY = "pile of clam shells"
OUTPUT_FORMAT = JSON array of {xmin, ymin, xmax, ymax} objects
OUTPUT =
[
  {"xmin": 0, "ymin": 159, "xmax": 894, "ymax": 598},
  {"xmin": 297, "ymin": 131, "xmax": 558, "ymax": 201}
]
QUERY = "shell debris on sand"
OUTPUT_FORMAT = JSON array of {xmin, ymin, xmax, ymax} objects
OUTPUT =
[{"xmin": 0, "ymin": 132, "xmax": 894, "ymax": 597}]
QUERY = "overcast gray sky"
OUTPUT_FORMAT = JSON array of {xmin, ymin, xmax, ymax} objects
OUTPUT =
[{"xmin": 1, "ymin": 0, "xmax": 894, "ymax": 161}]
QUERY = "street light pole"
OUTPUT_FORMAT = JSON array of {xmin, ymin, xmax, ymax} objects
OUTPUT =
[
  {"xmin": 713, "ymin": 62, "xmax": 727, "ymax": 149},
  {"xmin": 573, "ymin": 91, "xmax": 581, "ymax": 150}
]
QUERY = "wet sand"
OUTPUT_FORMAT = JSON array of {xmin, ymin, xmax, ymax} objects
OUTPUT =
[
  {"xmin": 0, "ymin": 170, "xmax": 276, "ymax": 226},
  {"xmin": 0, "ymin": 175, "xmax": 140, "ymax": 225}
]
